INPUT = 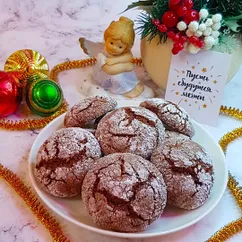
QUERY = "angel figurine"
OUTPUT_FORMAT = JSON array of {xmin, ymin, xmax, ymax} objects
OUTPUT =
[{"xmin": 79, "ymin": 16, "xmax": 144, "ymax": 98}]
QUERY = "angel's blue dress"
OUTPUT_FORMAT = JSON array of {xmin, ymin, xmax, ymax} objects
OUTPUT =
[{"xmin": 92, "ymin": 51, "xmax": 139, "ymax": 95}]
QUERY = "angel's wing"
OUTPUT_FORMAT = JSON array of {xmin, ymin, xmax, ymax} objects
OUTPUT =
[{"xmin": 79, "ymin": 38, "xmax": 105, "ymax": 57}]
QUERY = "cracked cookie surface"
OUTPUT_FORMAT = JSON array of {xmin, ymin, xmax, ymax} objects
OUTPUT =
[
  {"xmin": 151, "ymin": 134, "xmax": 214, "ymax": 210},
  {"xmin": 95, "ymin": 107, "xmax": 165, "ymax": 159},
  {"xmin": 34, "ymin": 127, "xmax": 101, "ymax": 198},
  {"xmin": 64, "ymin": 96, "xmax": 117, "ymax": 128},
  {"xmin": 140, "ymin": 98, "xmax": 195, "ymax": 137},
  {"xmin": 82, "ymin": 153, "xmax": 167, "ymax": 232},
  {"xmin": 165, "ymin": 130, "xmax": 191, "ymax": 140}
]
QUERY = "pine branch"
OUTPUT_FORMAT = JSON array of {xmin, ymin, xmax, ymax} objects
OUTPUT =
[
  {"xmin": 193, "ymin": 0, "xmax": 206, "ymax": 11},
  {"xmin": 206, "ymin": 0, "xmax": 242, "ymax": 17}
]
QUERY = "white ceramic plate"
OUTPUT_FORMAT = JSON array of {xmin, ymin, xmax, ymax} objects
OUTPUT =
[{"xmin": 28, "ymin": 102, "xmax": 228, "ymax": 239}]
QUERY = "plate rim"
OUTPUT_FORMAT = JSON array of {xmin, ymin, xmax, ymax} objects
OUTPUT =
[{"xmin": 28, "ymin": 112, "xmax": 228, "ymax": 239}]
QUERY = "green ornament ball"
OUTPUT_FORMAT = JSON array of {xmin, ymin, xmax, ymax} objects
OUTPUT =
[{"xmin": 26, "ymin": 79, "xmax": 63, "ymax": 117}]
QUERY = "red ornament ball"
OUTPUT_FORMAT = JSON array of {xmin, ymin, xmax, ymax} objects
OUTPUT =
[
  {"xmin": 0, "ymin": 71, "xmax": 22, "ymax": 118},
  {"xmin": 184, "ymin": 0, "xmax": 194, "ymax": 9},
  {"xmin": 169, "ymin": 0, "xmax": 181, "ymax": 5},
  {"xmin": 184, "ymin": 9, "xmax": 199, "ymax": 24},
  {"xmin": 158, "ymin": 24, "xmax": 168, "ymax": 32},
  {"xmin": 162, "ymin": 11, "xmax": 179, "ymax": 28},
  {"xmin": 176, "ymin": 6, "xmax": 188, "ymax": 17}
]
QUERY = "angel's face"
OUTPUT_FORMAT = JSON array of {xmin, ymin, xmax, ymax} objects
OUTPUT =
[{"xmin": 105, "ymin": 37, "xmax": 127, "ymax": 56}]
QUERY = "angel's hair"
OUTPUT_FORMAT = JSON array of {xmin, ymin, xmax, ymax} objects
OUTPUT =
[{"xmin": 104, "ymin": 16, "xmax": 135, "ymax": 50}]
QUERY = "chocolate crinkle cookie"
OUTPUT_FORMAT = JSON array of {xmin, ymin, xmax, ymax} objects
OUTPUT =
[
  {"xmin": 95, "ymin": 107, "xmax": 165, "ymax": 159},
  {"xmin": 165, "ymin": 130, "xmax": 191, "ymax": 140},
  {"xmin": 82, "ymin": 153, "xmax": 167, "ymax": 232},
  {"xmin": 34, "ymin": 128, "xmax": 101, "ymax": 198},
  {"xmin": 140, "ymin": 98, "xmax": 195, "ymax": 137},
  {"xmin": 64, "ymin": 96, "xmax": 117, "ymax": 128},
  {"xmin": 151, "ymin": 134, "xmax": 214, "ymax": 210}
]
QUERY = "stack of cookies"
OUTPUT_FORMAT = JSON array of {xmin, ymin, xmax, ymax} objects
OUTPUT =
[{"xmin": 34, "ymin": 96, "xmax": 214, "ymax": 233}]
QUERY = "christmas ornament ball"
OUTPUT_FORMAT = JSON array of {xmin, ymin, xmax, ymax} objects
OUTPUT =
[
  {"xmin": 4, "ymin": 49, "xmax": 49, "ymax": 88},
  {"xmin": 0, "ymin": 71, "xmax": 22, "ymax": 118},
  {"xmin": 26, "ymin": 79, "xmax": 63, "ymax": 117}
]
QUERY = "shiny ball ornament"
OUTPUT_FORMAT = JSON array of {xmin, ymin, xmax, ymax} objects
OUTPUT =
[
  {"xmin": 4, "ymin": 49, "xmax": 49, "ymax": 88},
  {"xmin": 0, "ymin": 71, "xmax": 22, "ymax": 118},
  {"xmin": 26, "ymin": 79, "xmax": 63, "ymax": 117}
]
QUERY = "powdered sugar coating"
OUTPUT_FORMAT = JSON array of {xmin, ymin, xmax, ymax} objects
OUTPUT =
[
  {"xmin": 140, "ymin": 98, "xmax": 195, "ymax": 137},
  {"xmin": 95, "ymin": 107, "xmax": 165, "ymax": 159},
  {"xmin": 34, "ymin": 128, "xmax": 101, "ymax": 198},
  {"xmin": 165, "ymin": 130, "xmax": 191, "ymax": 140},
  {"xmin": 151, "ymin": 135, "xmax": 214, "ymax": 210},
  {"xmin": 64, "ymin": 96, "xmax": 117, "ymax": 128},
  {"xmin": 82, "ymin": 153, "xmax": 167, "ymax": 232}
]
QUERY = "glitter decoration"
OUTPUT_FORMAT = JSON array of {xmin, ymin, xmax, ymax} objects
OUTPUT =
[
  {"xmin": 207, "ymin": 126, "xmax": 242, "ymax": 241},
  {"xmin": 4, "ymin": 49, "xmax": 49, "ymax": 87},
  {"xmin": 0, "ymin": 163, "xmax": 70, "ymax": 242},
  {"xmin": 207, "ymin": 218, "xmax": 242, "ymax": 242},
  {"xmin": 26, "ymin": 79, "xmax": 63, "ymax": 117},
  {"xmin": 0, "ymin": 101, "xmax": 68, "ymax": 130}
]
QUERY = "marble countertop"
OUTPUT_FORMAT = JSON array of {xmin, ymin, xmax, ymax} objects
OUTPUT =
[{"xmin": 0, "ymin": 0, "xmax": 242, "ymax": 241}]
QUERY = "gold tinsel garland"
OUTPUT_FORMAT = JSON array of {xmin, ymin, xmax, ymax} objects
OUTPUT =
[
  {"xmin": 0, "ymin": 57, "xmax": 242, "ymax": 241},
  {"xmin": 0, "ymin": 164, "xmax": 70, "ymax": 242},
  {"xmin": 0, "ymin": 57, "xmax": 142, "ymax": 130}
]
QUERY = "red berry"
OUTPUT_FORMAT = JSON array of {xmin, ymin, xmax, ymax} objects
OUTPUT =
[
  {"xmin": 172, "ymin": 48, "xmax": 179, "ymax": 55},
  {"xmin": 172, "ymin": 34, "xmax": 180, "ymax": 42},
  {"xmin": 168, "ymin": 2, "xmax": 180, "ymax": 11},
  {"xmin": 152, "ymin": 19, "xmax": 160, "ymax": 27},
  {"xmin": 162, "ymin": 11, "xmax": 179, "ymax": 28},
  {"xmin": 174, "ymin": 42, "xmax": 184, "ymax": 51},
  {"xmin": 167, "ymin": 31, "xmax": 175, "ymax": 39},
  {"xmin": 179, "ymin": 35, "xmax": 188, "ymax": 43},
  {"xmin": 184, "ymin": 0, "xmax": 194, "ymax": 9},
  {"xmin": 196, "ymin": 40, "xmax": 205, "ymax": 48},
  {"xmin": 169, "ymin": 0, "xmax": 181, "ymax": 5},
  {"xmin": 183, "ymin": 9, "xmax": 199, "ymax": 24},
  {"xmin": 158, "ymin": 24, "xmax": 167, "ymax": 32},
  {"xmin": 176, "ymin": 6, "xmax": 188, "ymax": 17},
  {"xmin": 189, "ymin": 36, "xmax": 199, "ymax": 44}
]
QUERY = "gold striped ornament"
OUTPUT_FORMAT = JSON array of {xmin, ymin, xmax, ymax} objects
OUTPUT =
[{"xmin": 4, "ymin": 49, "xmax": 49, "ymax": 87}]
